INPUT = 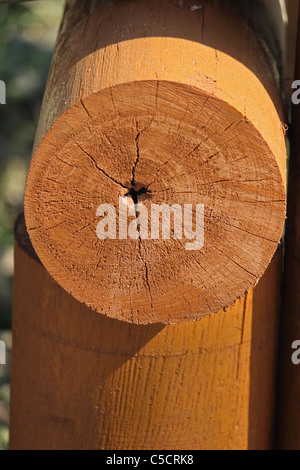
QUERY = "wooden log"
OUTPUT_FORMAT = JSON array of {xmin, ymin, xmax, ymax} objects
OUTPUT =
[
  {"xmin": 285, "ymin": 0, "xmax": 300, "ymax": 97},
  {"xmin": 23, "ymin": 0, "xmax": 287, "ymax": 324},
  {"xmin": 276, "ymin": 6, "xmax": 300, "ymax": 451},
  {"xmin": 10, "ymin": 213, "xmax": 282, "ymax": 450}
]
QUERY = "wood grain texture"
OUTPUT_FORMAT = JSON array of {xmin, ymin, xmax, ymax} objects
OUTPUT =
[
  {"xmin": 23, "ymin": 0, "xmax": 287, "ymax": 324},
  {"xmin": 277, "ymin": 6, "xmax": 300, "ymax": 451},
  {"xmin": 10, "ymin": 214, "xmax": 282, "ymax": 450}
]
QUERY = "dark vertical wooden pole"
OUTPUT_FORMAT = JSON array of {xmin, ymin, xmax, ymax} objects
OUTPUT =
[{"xmin": 277, "ymin": 7, "xmax": 300, "ymax": 451}]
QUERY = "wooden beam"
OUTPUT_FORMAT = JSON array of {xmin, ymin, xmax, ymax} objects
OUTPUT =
[
  {"xmin": 23, "ymin": 0, "xmax": 287, "ymax": 324},
  {"xmin": 10, "ymin": 214, "xmax": 282, "ymax": 450}
]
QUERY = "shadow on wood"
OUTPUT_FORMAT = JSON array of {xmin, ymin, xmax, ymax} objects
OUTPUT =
[{"xmin": 10, "ymin": 214, "xmax": 282, "ymax": 450}]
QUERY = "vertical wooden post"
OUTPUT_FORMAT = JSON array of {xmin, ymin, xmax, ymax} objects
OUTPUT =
[{"xmin": 10, "ymin": 215, "xmax": 282, "ymax": 450}]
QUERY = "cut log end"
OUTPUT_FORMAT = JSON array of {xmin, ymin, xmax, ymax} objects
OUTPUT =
[{"xmin": 24, "ymin": 79, "xmax": 286, "ymax": 324}]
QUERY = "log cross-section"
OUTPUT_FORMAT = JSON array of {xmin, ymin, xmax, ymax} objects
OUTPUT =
[{"xmin": 24, "ymin": 0, "xmax": 287, "ymax": 324}]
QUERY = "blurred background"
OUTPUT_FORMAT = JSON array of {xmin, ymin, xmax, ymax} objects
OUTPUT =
[{"xmin": 0, "ymin": 0, "xmax": 64, "ymax": 450}]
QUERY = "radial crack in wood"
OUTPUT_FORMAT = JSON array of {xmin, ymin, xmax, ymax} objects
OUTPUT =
[{"xmin": 24, "ymin": 0, "xmax": 287, "ymax": 324}]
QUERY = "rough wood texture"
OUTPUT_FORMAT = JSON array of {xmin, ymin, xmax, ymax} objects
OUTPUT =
[
  {"xmin": 277, "ymin": 6, "xmax": 300, "ymax": 451},
  {"xmin": 10, "ymin": 214, "xmax": 282, "ymax": 450},
  {"xmin": 23, "ymin": 0, "xmax": 287, "ymax": 324}
]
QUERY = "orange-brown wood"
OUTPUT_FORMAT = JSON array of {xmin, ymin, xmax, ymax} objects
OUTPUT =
[
  {"xmin": 285, "ymin": 0, "xmax": 300, "ymax": 97},
  {"xmin": 10, "ymin": 214, "xmax": 282, "ymax": 450},
  {"xmin": 23, "ymin": 0, "xmax": 287, "ymax": 324}
]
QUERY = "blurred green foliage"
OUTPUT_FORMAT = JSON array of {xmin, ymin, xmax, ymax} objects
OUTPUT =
[
  {"xmin": 0, "ymin": 0, "xmax": 64, "ymax": 328},
  {"xmin": 0, "ymin": 0, "xmax": 64, "ymax": 450}
]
